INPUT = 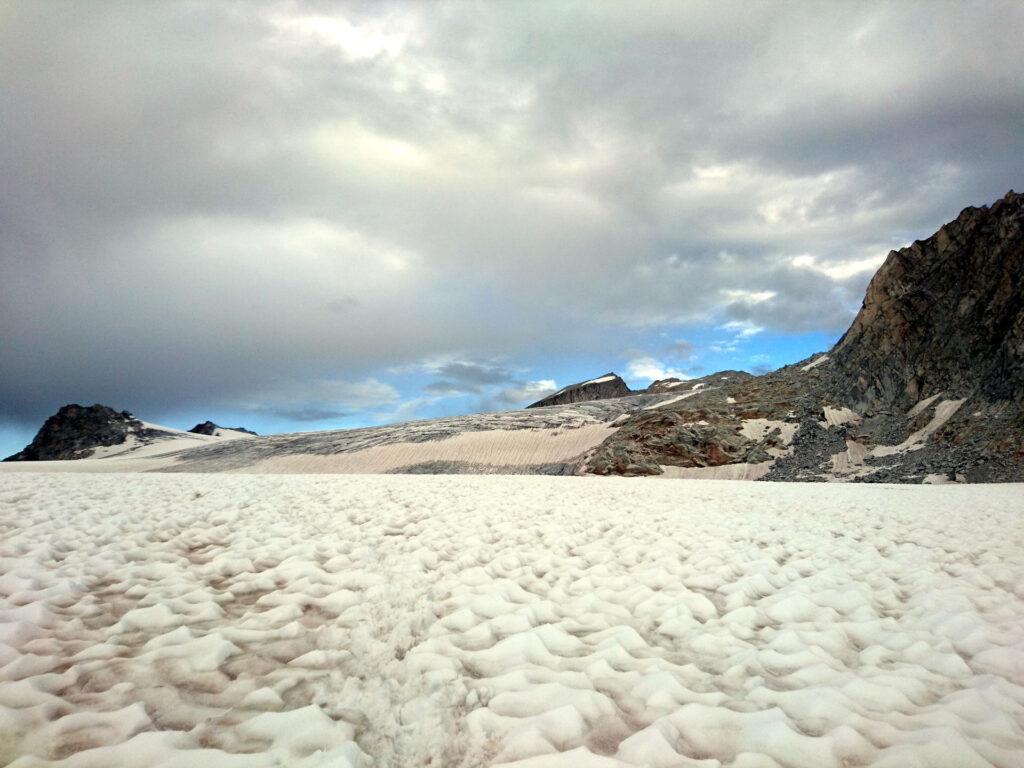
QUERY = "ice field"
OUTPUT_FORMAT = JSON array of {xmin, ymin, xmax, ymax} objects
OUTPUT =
[{"xmin": 1, "ymin": 473, "xmax": 1023, "ymax": 767}]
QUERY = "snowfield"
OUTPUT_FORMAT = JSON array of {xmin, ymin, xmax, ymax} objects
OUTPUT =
[{"xmin": 1, "ymin": 475, "xmax": 1023, "ymax": 768}]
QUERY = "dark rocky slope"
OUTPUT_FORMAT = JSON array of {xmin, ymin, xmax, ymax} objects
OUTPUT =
[
  {"xmin": 3, "ymin": 404, "xmax": 169, "ymax": 461},
  {"xmin": 527, "ymin": 373, "xmax": 631, "ymax": 407},
  {"xmin": 585, "ymin": 190, "xmax": 1024, "ymax": 482},
  {"xmin": 189, "ymin": 421, "xmax": 258, "ymax": 436},
  {"xmin": 833, "ymin": 190, "xmax": 1023, "ymax": 409}
]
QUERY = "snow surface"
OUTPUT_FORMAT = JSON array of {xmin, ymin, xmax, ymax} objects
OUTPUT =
[
  {"xmin": 872, "ymin": 399, "xmax": 966, "ymax": 458},
  {"xmin": 642, "ymin": 394, "xmax": 693, "ymax": 410},
  {"xmin": 800, "ymin": 355, "xmax": 830, "ymax": 372},
  {"xmin": 236, "ymin": 426, "xmax": 615, "ymax": 474},
  {"xmin": 86, "ymin": 422, "xmax": 254, "ymax": 461},
  {"xmin": 641, "ymin": 385, "xmax": 711, "ymax": 411},
  {"xmin": 907, "ymin": 394, "xmax": 943, "ymax": 420},
  {"xmin": 581, "ymin": 376, "xmax": 618, "ymax": 386},
  {"xmin": 738, "ymin": 419, "xmax": 798, "ymax": 446},
  {"xmin": 2, "ymin": 474, "xmax": 1023, "ymax": 767},
  {"xmin": 658, "ymin": 462, "xmax": 774, "ymax": 480},
  {"xmin": 821, "ymin": 406, "xmax": 860, "ymax": 428}
]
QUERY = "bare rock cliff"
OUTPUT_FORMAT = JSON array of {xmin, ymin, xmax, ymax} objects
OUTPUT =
[{"xmin": 833, "ymin": 190, "xmax": 1023, "ymax": 409}]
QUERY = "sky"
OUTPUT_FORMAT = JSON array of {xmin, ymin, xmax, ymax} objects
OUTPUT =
[{"xmin": 2, "ymin": 1, "xmax": 1023, "ymax": 456}]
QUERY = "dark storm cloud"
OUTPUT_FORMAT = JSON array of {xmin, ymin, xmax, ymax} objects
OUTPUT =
[
  {"xmin": 271, "ymin": 408, "xmax": 349, "ymax": 423},
  {"xmin": 419, "ymin": 360, "xmax": 518, "ymax": 396},
  {"xmin": 434, "ymin": 362, "xmax": 515, "ymax": 388},
  {"xmin": 2, "ymin": 1, "xmax": 1022, "ymax": 427}
]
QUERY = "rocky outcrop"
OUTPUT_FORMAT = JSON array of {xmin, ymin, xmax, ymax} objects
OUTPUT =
[
  {"xmin": 527, "ymin": 373, "xmax": 632, "ymax": 408},
  {"xmin": 188, "ymin": 421, "xmax": 258, "ymax": 436},
  {"xmin": 645, "ymin": 378, "xmax": 686, "ymax": 394},
  {"xmin": 579, "ymin": 191, "xmax": 1024, "ymax": 482},
  {"xmin": 833, "ymin": 190, "xmax": 1023, "ymax": 409},
  {"xmin": 589, "ymin": 410, "xmax": 774, "ymax": 476},
  {"xmin": 644, "ymin": 370, "xmax": 753, "ymax": 394},
  {"xmin": 4, "ymin": 404, "xmax": 144, "ymax": 461}
]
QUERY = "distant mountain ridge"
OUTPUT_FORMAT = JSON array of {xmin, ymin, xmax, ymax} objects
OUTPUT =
[
  {"xmin": 189, "ymin": 421, "xmax": 258, "ymax": 437},
  {"xmin": 3, "ymin": 404, "xmax": 161, "ymax": 461},
  {"xmin": 4, "ymin": 406, "xmax": 256, "ymax": 461},
  {"xmin": 527, "ymin": 370, "xmax": 754, "ymax": 408},
  {"xmin": 586, "ymin": 190, "xmax": 1024, "ymax": 481},
  {"xmin": 526, "ymin": 373, "xmax": 631, "ymax": 407},
  {"xmin": 4, "ymin": 191, "xmax": 1022, "ymax": 481}
]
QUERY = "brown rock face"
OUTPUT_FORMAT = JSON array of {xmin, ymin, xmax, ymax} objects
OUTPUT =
[
  {"xmin": 833, "ymin": 190, "xmax": 1024, "ymax": 409},
  {"xmin": 588, "ymin": 410, "xmax": 773, "ymax": 476}
]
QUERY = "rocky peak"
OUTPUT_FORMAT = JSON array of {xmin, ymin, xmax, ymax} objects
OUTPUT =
[
  {"xmin": 188, "ymin": 421, "xmax": 258, "ymax": 436},
  {"xmin": 526, "ymin": 373, "xmax": 632, "ymax": 408},
  {"xmin": 833, "ymin": 190, "xmax": 1023, "ymax": 409},
  {"xmin": 4, "ymin": 404, "xmax": 142, "ymax": 461},
  {"xmin": 645, "ymin": 378, "xmax": 686, "ymax": 393}
]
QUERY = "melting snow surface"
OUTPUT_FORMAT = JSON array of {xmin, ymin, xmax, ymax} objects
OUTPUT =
[
  {"xmin": 739, "ymin": 419, "xmax": 798, "ymax": 445},
  {"xmin": 642, "ymin": 393, "xmax": 693, "ymax": 410},
  {"xmin": 659, "ymin": 461, "xmax": 774, "ymax": 480},
  {"xmin": 907, "ymin": 394, "xmax": 943, "ymax": 419},
  {"xmin": 642, "ymin": 385, "xmax": 710, "ymax": 411},
  {"xmin": 822, "ymin": 406, "xmax": 861, "ymax": 428},
  {"xmin": 2, "ymin": 474, "xmax": 1024, "ymax": 767},
  {"xmin": 239, "ymin": 426, "xmax": 615, "ymax": 473},
  {"xmin": 872, "ymin": 399, "xmax": 967, "ymax": 458},
  {"xmin": 87, "ymin": 422, "xmax": 254, "ymax": 461},
  {"xmin": 581, "ymin": 375, "xmax": 617, "ymax": 386},
  {"xmin": 800, "ymin": 355, "xmax": 830, "ymax": 372}
]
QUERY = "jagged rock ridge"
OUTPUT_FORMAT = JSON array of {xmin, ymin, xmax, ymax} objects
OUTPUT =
[
  {"xmin": 189, "ymin": 421, "xmax": 258, "ymax": 436},
  {"xmin": 3, "ymin": 404, "xmax": 154, "ymax": 461},
  {"xmin": 582, "ymin": 190, "xmax": 1024, "ymax": 482},
  {"xmin": 833, "ymin": 190, "xmax": 1023, "ymax": 408},
  {"xmin": 527, "ymin": 372, "xmax": 631, "ymax": 408}
]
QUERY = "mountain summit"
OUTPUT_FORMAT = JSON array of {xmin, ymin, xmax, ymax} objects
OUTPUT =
[
  {"xmin": 3, "ymin": 404, "xmax": 145, "ymax": 461},
  {"xmin": 586, "ymin": 190, "xmax": 1024, "ymax": 481},
  {"xmin": 834, "ymin": 190, "xmax": 1023, "ymax": 408},
  {"xmin": 527, "ymin": 373, "xmax": 631, "ymax": 408}
]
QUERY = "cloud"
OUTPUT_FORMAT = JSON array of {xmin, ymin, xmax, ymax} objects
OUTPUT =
[
  {"xmin": 270, "ymin": 407, "xmax": 348, "ymax": 422},
  {"xmin": 496, "ymin": 380, "xmax": 558, "ymax": 406},
  {"xmin": 429, "ymin": 361, "xmax": 515, "ymax": 388},
  {"xmin": 419, "ymin": 356, "xmax": 557, "ymax": 407},
  {"xmin": 747, "ymin": 353, "xmax": 774, "ymax": 376},
  {"xmin": 626, "ymin": 357, "xmax": 692, "ymax": 385},
  {"xmin": 1, "ymin": 2, "xmax": 1022, "ymax": 430},
  {"xmin": 423, "ymin": 381, "xmax": 470, "ymax": 396},
  {"xmin": 239, "ymin": 378, "xmax": 399, "ymax": 421},
  {"xmin": 663, "ymin": 340, "xmax": 696, "ymax": 360},
  {"xmin": 721, "ymin": 321, "xmax": 764, "ymax": 338},
  {"xmin": 709, "ymin": 340, "xmax": 739, "ymax": 355}
]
